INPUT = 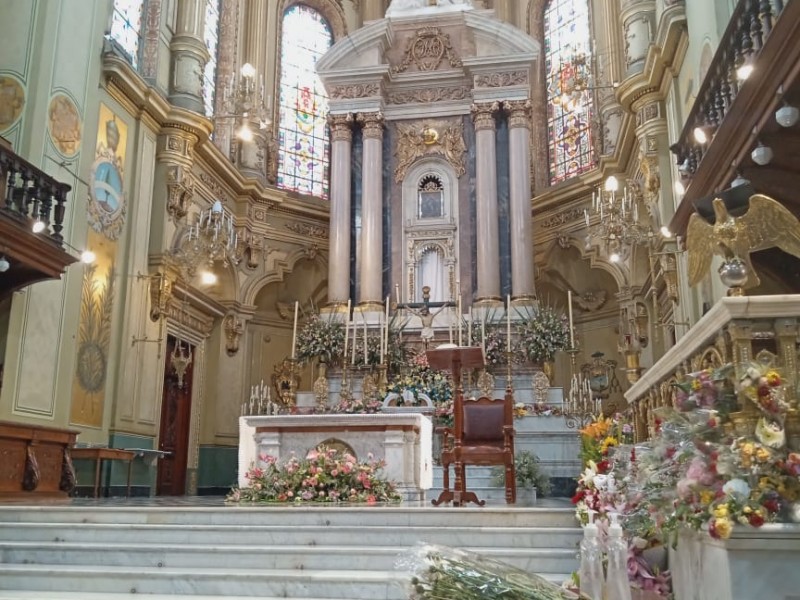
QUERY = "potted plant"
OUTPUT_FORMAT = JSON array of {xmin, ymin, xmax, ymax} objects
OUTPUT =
[{"xmin": 492, "ymin": 450, "xmax": 551, "ymax": 501}]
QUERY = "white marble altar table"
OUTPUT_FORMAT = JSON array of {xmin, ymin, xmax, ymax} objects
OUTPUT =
[{"xmin": 239, "ymin": 413, "xmax": 433, "ymax": 500}]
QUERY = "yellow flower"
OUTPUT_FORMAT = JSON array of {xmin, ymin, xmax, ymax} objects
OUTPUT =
[
  {"xmin": 713, "ymin": 504, "xmax": 729, "ymax": 518},
  {"xmin": 755, "ymin": 447, "xmax": 771, "ymax": 463},
  {"xmin": 600, "ymin": 436, "xmax": 619, "ymax": 453},
  {"xmin": 765, "ymin": 370, "xmax": 781, "ymax": 386},
  {"xmin": 714, "ymin": 517, "xmax": 733, "ymax": 539},
  {"xmin": 699, "ymin": 490, "xmax": 715, "ymax": 505}
]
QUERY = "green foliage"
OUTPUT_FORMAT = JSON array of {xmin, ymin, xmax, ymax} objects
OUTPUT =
[
  {"xmin": 514, "ymin": 304, "xmax": 570, "ymax": 363},
  {"xmin": 492, "ymin": 450, "xmax": 552, "ymax": 496},
  {"xmin": 295, "ymin": 314, "xmax": 345, "ymax": 365}
]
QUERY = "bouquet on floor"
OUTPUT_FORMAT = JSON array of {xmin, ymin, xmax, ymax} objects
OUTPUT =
[{"xmin": 400, "ymin": 545, "xmax": 585, "ymax": 600}]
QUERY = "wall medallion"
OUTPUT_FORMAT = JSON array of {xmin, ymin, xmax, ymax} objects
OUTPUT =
[
  {"xmin": 0, "ymin": 76, "xmax": 25, "ymax": 132},
  {"xmin": 391, "ymin": 27, "xmax": 462, "ymax": 74},
  {"xmin": 47, "ymin": 93, "xmax": 82, "ymax": 157}
]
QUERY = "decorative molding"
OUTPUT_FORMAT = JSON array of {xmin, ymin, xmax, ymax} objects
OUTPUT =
[
  {"xmin": 636, "ymin": 101, "xmax": 661, "ymax": 126},
  {"xmin": 541, "ymin": 207, "xmax": 585, "ymax": 229},
  {"xmin": 166, "ymin": 164, "xmax": 194, "ymax": 220},
  {"xmin": 196, "ymin": 170, "xmax": 226, "ymax": 199},
  {"xmin": 394, "ymin": 119, "xmax": 466, "ymax": 183},
  {"xmin": 391, "ymin": 27, "xmax": 462, "ymax": 75},
  {"xmin": 475, "ymin": 70, "xmax": 528, "ymax": 87},
  {"xmin": 330, "ymin": 83, "xmax": 380, "ymax": 99},
  {"xmin": 224, "ymin": 313, "xmax": 244, "ymax": 356},
  {"xmin": 140, "ymin": 0, "xmax": 162, "ymax": 80},
  {"xmin": 285, "ymin": 222, "xmax": 329, "ymax": 239},
  {"xmin": 386, "ymin": 86, "xmax": 470, "ymax": 105}
]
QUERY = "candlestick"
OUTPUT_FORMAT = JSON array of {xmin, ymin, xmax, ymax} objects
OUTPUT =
[
  {"xmin": 567, "ymin": 290, "xmax": 575, "ymax": 349},
  {"xmin": 457, "ymin": 281, "xmax": 462, "ymax": 347},
  {"xmin": 291, "ymin": 300, "xmax": 299, "ymax": 359},
  {"xmin": 395, "ymin": 283, "xmax": 400, "ymax": 306},
  {"xmin": 506, "ymin": 294, "xmax": 512, "ymax": 353},
  {"xmin": 467, "ymin": 307, "xmax": 472, "ymax": 346},
  {"xmin": 363, "ymin": 316, "xmax": 368, "ymax": 365},
  {"xmin": 481, "ymin": 313, "xmax": 486, "ymax": 354}
]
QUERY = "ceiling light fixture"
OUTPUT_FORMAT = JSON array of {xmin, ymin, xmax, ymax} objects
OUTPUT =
[
  {"xmin": 751, "ymin": 142, "xmax": 773, "ymax": 166},
  {"xmin": 200, "ymin": 270, "xmax": 218, "ymax": 285},
  {"xmin": 80, "ymin": 250, "xmax": 96, "ymax": 264},
  {"xmin": 776, "ymin": 104, "xmax": 799, "ymax": 128},
  {"xmin": 731, "ymin": 172, "xmax": 750, "ymax": 187},
  {"xmin": 32, "ymin": 219, "xmax": 46, "ymax": 233},
  {"xmin": 736, "ymin": 63, "xmax": 754, "ymax": 81},
  {"xmin": 693, "ymin": 126, "xmax": 709, "ymax": 145},
  {"xmin": 0, "ymin": 255, "xmax": 9, "ymax": 272},
  {"xmin": 660, "ymin": 226, "xmax": 673, "ymax": 238}
]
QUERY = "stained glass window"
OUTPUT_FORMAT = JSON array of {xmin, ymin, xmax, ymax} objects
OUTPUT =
[
  {"xmin": 108, "ymin": 0, "xmax": 144, "ymax": 69},
  {"xmin": 544, "ymin": 0, "xmax": 595, "ymax": 184},
  {"xmin": 203, "ymin": 0, "xmax": 221, "ymax": 117},
  {"xmin": 277, "ymin": 5, "xmax": 333, "ymax": 199}
]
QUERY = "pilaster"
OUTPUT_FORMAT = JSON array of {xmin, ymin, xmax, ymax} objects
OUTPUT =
[{"xmin": 168, "ymin": 0, "xmax": 209, "ymax": 114}]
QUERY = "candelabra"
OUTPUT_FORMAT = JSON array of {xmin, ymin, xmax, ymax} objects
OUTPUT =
[
  {"xmin": 564, "ymin": 342, "xmax": 599, "ymax": 430},
  {"xmin": 219, "ymin": 62, "xmax": 272, "ymax": 143},
  {"xmin": 170, "ymin": 200, "xmax": 240, "ymax": 281},
  {"xmin": 171, "ymin": 338, "xmax": 192, "ymax": 388},
  {"xmin": 585, "ymin": 176, "xmax": 655, "ymax": 263}
]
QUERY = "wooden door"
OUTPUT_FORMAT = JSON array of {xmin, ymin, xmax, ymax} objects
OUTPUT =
[{"xmin": 156, "ymin": 335, "xmax": 194, "ymax": 496}]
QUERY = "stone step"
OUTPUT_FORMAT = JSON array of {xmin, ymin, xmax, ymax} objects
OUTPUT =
[
  {"xmin": 0, "ymin": 505, "xmax": 576, "ymax": 528},
  {"xmin": 0, "ymin": 595, "xmax": 343, "ymax": 600},
  {"xmin": 0, "ymin": 541, "xmax": 578, "ymax": 573},
  {"xmin": 0, "ymin": 522, "xmax": 582, "ymax": 549},
  {"xmin": 0, "ymin": 565, "xmax": 572, "ymax": 599}
]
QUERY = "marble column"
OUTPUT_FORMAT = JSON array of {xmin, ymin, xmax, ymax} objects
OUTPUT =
[
  {"xmin": 211, "ymin": 0, "xmax": 240, "ymax": 160},
  {"xmin": 472, "ymin": 101, "xmax": 501, "ymax": 304},
  {"xmin": 621, "ymin": 0, "xmax": 656, "ymax": 76},
  {"xmin": 357, "ymin": 112, "xmax": 385, "ymax": 311},
  {"xmin": 168, "ymin": 0, "xmax": 209, "ymax": 114},
  {"xmin": 327, "ymin": 114, "xmax": 355, "ymax": 308},
  {"xmin": 362, "ymin": 0, "xmax": 385, "ymax": 21},
  {"xmin": 504, "ymin": 100, "xmax": 536, "ymax": 302}
]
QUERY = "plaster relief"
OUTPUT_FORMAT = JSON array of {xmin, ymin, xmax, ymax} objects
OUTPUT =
[
  {"xmin": 391, "ymin": 27, "xmax": 462, "ymax": 74},
  {"xmin": 394, "ymin": 119, "xmax": 466, "ymax": 182},
  {"xmin": 47, "ymin": 93, "xmax": 82, "ymax": 158}
]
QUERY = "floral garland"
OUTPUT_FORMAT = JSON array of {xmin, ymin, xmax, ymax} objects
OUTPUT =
[
  {"xmin": 514, "ymin": 304, "xmax": 570, "ymax": 363},
  {"xmin": 513, "ymin": 402, "xmax": 565, "ymax": 419},
  {"xmin": 227, "ymin": 446, "xmax": 401, "ymax": 504}
]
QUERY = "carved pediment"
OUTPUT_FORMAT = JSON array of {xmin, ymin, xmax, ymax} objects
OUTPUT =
[{"xmin": 391, "ymin": 27, "xmax": 462, "ymax": 74}]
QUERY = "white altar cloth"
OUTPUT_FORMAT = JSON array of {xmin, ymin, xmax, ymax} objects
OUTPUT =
[{"xmin": 238, "ymin": 413, "xmax": 432, "ymax": 500}]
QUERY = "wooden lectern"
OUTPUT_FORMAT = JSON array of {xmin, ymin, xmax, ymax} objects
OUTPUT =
[{"xmin": 427, "ymin": 346, "xmax": 485, "ymax": 507}]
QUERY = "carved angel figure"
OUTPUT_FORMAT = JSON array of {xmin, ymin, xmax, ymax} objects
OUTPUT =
[{"xmin": 687, "ymin": 194, "xmax": 800, "ymax": 288}]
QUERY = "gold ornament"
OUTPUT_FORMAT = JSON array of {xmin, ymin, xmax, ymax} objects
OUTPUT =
[{"xmin": 687, "ymin": 194, "xmax": 800, "ymax": 289}]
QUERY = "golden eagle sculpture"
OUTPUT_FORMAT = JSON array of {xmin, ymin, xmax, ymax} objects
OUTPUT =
[{"xmin": 687, "ymin": 194, "xmax": 800, "ymax": 289}]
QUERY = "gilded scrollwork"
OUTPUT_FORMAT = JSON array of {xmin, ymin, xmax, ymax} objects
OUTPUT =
[
  {"xmin": 391, "ymin": 27, "xmax": 462, "ymax": 74},
  {"xmin": 541, "ymin": 207, "xmax": 584, "ymax": 229},
  {"xmin": 394, "ymin": 119, "xmax": 466, "ymax": 183},
  {"xmin": 223, "ymin": 313, "xmax": 244, "ymax": 356},
  {"xmin": 166, "ymin": 164, "xmax": 194, "ymax": 221},
  {"xmin": 386, "ymin": 86, "xmax": 470, "ymax": 105},
  {"xmin": 285, "ymin": 222, "xmax": 329, "ymax": 239}
]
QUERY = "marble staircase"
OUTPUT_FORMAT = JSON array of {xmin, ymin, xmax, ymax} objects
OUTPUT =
[{"xmin": 0, "ymin": 500, "xmax": 580, "ymax": 599}]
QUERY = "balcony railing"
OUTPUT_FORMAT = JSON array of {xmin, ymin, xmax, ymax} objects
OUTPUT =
[
  {"xmin": 0, "ymin": 144, "xmax": 70, "ymax": 245},
  {"xmin": 670, "ymin": 0, "xmax": 786, "ymax": 179}
]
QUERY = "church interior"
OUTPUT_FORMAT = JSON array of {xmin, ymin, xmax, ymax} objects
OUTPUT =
[{"xmin": 1, "ymin": 0, "xmax": 800, "ymax": 598}]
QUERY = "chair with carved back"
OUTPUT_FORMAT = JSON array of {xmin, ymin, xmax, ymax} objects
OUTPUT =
[{"xmin": 432, "ymin": 388, "xmax": 516, "ymax": 506}]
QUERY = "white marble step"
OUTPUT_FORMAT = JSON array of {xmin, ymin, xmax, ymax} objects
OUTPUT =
[
  {"xmin": 0, "ymin": 565, "xmax": 409, "ymax": 599},
  {"xmin": 0, "ymin": 522, "xmax": 581, "ymax": 548},
  {"xmin": 0, "ymin": 505, "xmax": 576, "ymax": 528},
  {"xmin": 0, "ymin": 541, "xmax": 578, "ymax": 573}
]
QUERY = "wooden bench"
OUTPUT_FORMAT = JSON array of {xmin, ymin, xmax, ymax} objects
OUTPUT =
[{"xmin": 71, "ymin": 448, "xmax": 136, "ymax": 498}]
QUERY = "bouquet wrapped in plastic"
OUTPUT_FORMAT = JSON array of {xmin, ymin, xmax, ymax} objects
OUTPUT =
[{"xmin": 400, "ymin": 544, "xmax": 584, "ymax": 600}]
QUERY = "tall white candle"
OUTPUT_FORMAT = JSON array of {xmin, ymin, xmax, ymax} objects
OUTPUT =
[
  {"xmin": 567, "ymin": 290, "xmax": 575, "ymax": 349},
  {"xmin": 384, "ymin": 295, "xmax": 390, "ymax": 364},
  {"xmin": 343, "ymin": 299, "xmax": 351, "ymax": 360},
  {"xmin": 506, "ymin": 294, "xmax": 512, "ymax": 353},
  {"xmin": 351, "ymin": 320, "xmax": 357, "ymax": 365},
  {"xmin": 481, "ymin": 313, "xmax": 486, "ymax": 354},
  {"xmin": 363, "ymin": 317, "xmax": 368, "ymax": 365},
  {"xmin": 467, "ymin": 307, "xmax": 473, "ymax": 346},
  {"xmin": 457, "ymin": 281, "xmax": 462, "ymax": 347},
  {"xmin": 291, "ymin": 300, "xmax": 299, "ymax": 359},
  {"xmin": 395, "ymin": 283, "xmax": 400, "ymax": 306}
]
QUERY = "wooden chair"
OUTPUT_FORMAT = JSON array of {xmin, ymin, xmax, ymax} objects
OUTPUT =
[{"xmin": 432, "ymin": 388, "xmax": 516, "ymax": 506}]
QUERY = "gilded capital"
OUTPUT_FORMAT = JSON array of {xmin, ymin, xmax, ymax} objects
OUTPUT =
[
  {"xmin": 503, "ymin": 99, "xmax": 532, "ymax": 129},
  {"xmin": 357, "ymin": 111, "xmax": 385, "ymax": 139},
  {"xmin": 471, "ymin": 101, "xmax": 500, "ymax": 131},
  {"xmin": 328, "ymin": 113, "xmax": 354, "ymax": 142}
]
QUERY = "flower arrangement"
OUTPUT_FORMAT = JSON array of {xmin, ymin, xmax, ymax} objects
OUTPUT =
[
  {"xmin": 328, "ymin": 395, "xmax": 383, "ymax": 414},
  {"xmin": 514, "ymin": 304, "xmax": 570, "ymax": 364},
  {"xmin": 387, "ymin": 352, "xmax": 453, "ymax": 408},
  {"xmin": 227, "ymin": 446, "xmax": 402, "ymax": 504},
  {"xmin": 405, "ymin": 545, "xmax": 581, "ymax": 600},
  {"xmin": 491, "ymin": 450, "xmax": 552, "ymax": 496},
  {"xmin": 468, "ymin": 322, "xmax": 508, "ymax": 367},
  {"xmin": 513, "ymin": 402, "xmax": 565, "ymax": 418},
  {"xmin": 295, "ymin": 314, "xmax": 346, "ymax": 365}
]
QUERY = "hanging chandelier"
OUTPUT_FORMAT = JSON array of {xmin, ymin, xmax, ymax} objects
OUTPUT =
[
  {"xmin": 585, "ymin": 176, "xmax": 655, "ymax": 262},
  {"xmin": 170, "ymin": 200, "xmax": 240, "ymax": 283},
  {"xmin": 219, "ymin": 62, "xmax": 273, "ymax": 142}
]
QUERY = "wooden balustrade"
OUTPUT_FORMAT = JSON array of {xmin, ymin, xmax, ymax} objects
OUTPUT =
[
  {"xmin": 623, "ymin": 296, "xmax": 800, "ymax": 442},
  {"xmin": 669, "ymin": 0, "xmax": 786, "ymax": 180},
  {"xmin": 0, "ymin": 144, "xmax": 76, "ymax": 298}
]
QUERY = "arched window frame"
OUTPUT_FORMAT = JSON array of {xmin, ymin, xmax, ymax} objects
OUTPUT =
[
  {"xmin": 275, "ymin": 2, "xmax": 343, "ymax": 200},
  {"xmin": 542, "ymin": 0, "xmax": 596, "ymax": 185}
]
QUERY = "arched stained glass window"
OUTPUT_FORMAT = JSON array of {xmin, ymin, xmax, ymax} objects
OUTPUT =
[
  {"xmin": 108, "ymin": 0, "xmax": 145, "ymax": 69},
  {"xmin": 203, "ymin": 0, "xmax": 221, "ymax": 117},
  {"xmin": 278, "ymin": 5, "xmax": 334, "ymax": 199},
  {"xmin": 544, "ymin": 0, "xmax": 595, "ymax": 184}
]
